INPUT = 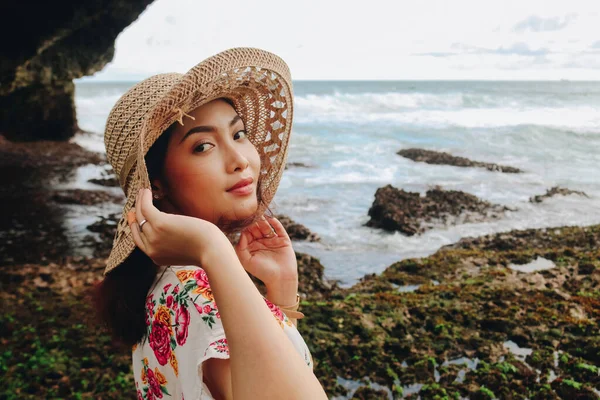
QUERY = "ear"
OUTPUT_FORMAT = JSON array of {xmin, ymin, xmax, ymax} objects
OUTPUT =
[{"xmin": 150, "ymin": 178, "xmax": 167, "ymax": 201}]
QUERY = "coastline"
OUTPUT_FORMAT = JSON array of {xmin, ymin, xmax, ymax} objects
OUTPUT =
[{"xmin": 1, "ymin": 137, "xmax": 598, "ymax": 399}]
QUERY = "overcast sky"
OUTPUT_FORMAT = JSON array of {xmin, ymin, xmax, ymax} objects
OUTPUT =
[{"xmin": 84, "ymin": 0, "xmax": 600, "ymax": 81}]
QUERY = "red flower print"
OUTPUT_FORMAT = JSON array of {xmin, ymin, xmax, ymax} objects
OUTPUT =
[
  {"xmin": 163, "ymin": 283, "xmax": 172, "ymax": 293},
  {"xmin": 137, "ymin": 390, "xmax": 143, "ymax": 400},
  {"xmin": 194, "ymin": 302, "xmax": 203, "ymax": 314},
  {"xmin": 166, "ymin": 295, "xmax": 174, "ymax": 309},
  {"xmin": 216, "ymin": 341, "xmax": 229, "ymax": 354},
  {"xmin": 149, "ymin": 321, "xmax": 172, "ymax": 366},
  {"xmin": 146, "ymin": 294, "xmax": 155, "ymax": 314},
  {"xmin": 216, "ymin": 311, "xmax": 221, "ymax": 319},
  {"xmin": 263, "ymin": 298, "xmax": 284, "ymax": 321},
  {"xmin": 173, "ymin": 285, "xmax": 180, "ymax": 294},
  {"xmin": 208, "ymin": 338, "xmax": 230, "ymax": 356},
  {"xmin": 146, "ymin": 368, "xmax": 163, "ymax": 399},
  {"xmin": 203, "ymin": 304, "xmax": 212, "ymax": 314},
  {"xmin": 193, "ymin": 268, "xmax": 210, "ymax": 289},
  {"xmin": 175, "ymin": 304, "xmax": 190, "ymax": 346}
]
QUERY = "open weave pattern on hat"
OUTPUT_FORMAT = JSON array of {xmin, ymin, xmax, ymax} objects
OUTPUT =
[
  {"xmin": 104, "ymin": 73, "xmax": 183, "ymax": 190},
  {"xmin": 104, "ymin": 48, "xmax": 293, "ymax": 275}
]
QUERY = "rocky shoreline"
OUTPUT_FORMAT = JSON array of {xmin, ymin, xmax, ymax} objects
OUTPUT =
[{"xmin": 1, "ymin": 137, "xmax": 598, "ymax": 399}]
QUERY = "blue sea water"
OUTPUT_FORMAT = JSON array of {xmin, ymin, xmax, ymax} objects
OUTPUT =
[{"xmin": 73, "ymin": 80, "xmax": 600, "ymax": 286}]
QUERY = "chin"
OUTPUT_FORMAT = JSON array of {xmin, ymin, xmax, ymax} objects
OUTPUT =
[{"xmin": 227, "ymin": 198, "xmax": 258, "ymax": 220}]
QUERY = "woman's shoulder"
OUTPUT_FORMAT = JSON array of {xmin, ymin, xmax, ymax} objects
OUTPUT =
[
  {"xmin": 148, "ymin": 265, "xmax": 215, "ymax": 308},
  {"xmin": 152, "ymin": 265, "xmax": 206, "ymax": 288},
  {"xmin": 145, "ymin": 265, "xmax": 211, "ymax": 305}
]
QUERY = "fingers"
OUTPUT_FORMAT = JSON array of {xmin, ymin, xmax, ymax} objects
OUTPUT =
[
  {"xmin": 128, "ymin": 210, "xmax": 149, "ymax": 251},
  {"xmin": 246, "ymin": 219, "xmax": 266, "ymax": 240},
  {"xmin": 256, "ymin": 216, "xmax": 278, "ymax": 238},
  {"xmin": 135, "ymin": 189, "xmax": 146, "ymax": 232},
  {"xmin": 243, "ymin": 215, "xmax": 287, "ymax": 242},
  {"xmin": 135, "ymin": 188, "xmax": 159, "ymax": 237},
  {"xmin": 265, "ymin": 215, "xmax": 290, "ymax": 240},
  {"xmin": 236, "ymin": 230, "xmax": 249, "ymax": 251},
  {"xmin": 140, "ymin": 188, "xmax": 161, "ymax": 221}
]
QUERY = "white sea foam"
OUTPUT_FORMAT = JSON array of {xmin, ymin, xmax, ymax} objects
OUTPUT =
[{"xmin": 295, "ymin": 93, "xmax": 600, "ymax": 131}]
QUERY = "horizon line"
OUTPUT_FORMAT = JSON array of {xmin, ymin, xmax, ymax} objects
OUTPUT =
[{"xmin": 76, "ymin": 78, "xmax": 600, "ymax": 83}]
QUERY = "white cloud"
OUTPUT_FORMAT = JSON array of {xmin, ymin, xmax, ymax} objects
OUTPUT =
[
  {"xmin": 513, "ymin": 14, "xmax": 576, "ymax": 32},
  {"xmin": 80, "ymin": 0, "xmax": 600, "ymax": 81}
]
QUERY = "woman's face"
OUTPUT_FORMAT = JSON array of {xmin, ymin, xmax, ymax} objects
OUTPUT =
[{"xmin": 152, "ymin": 99, "xmax": 261, "ymax": 226}]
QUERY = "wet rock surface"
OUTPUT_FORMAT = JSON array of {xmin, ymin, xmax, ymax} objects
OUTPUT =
[
  {"xmin": 51, "ymin": 189, "xmax": 124, "ymax": 206},
  {"xmin": 398, "ymin": 148, "xmax": 523, "ymax": 173},
  {"xmin": 276, "ymin": 214, "xmax": 321, "ymax": 242},
  {"xmin": 88, "ymin": 176, "xmax": 120, "ymax": 188},
  {"xmin": 0, "ymin": 136, "xmax": 109, "ymax": 265},
  {"xmin": 530, "ymin": 186, "xmax": 590, "ymax": 203},
  {"xmin": 350, "ymin": 386, "xmax": 390, "ymax": 399},
  {"xmin": 285, "ymin": 161, "xmax": 314, "ymax": 169},
  {"xmin": 366, "ymin": 184, "xmax": 513, "ymax": 235},
  {"xmin": 83, "ymin": 212, "xmax": 121, "ymax": 259},
  {"xmin": 0, "ymin": 134, "xmax": 105, "ymax": 173}
]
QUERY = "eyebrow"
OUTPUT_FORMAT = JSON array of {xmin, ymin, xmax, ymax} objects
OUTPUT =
[{"xmin": 179, "ymin": 115, "xmax": 242, "ymax": 144}]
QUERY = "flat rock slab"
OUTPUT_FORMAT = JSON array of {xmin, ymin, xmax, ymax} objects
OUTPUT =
[
  {"xmin": 529, "ymin": 186, "xmax": 590, "ymax": 203},
  {"xmin": 397, "ymin": 148, "xmax": 523, "ymax": 173}
]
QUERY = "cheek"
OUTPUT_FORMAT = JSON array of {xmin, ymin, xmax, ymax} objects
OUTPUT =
[
  {"xmin": 249, "ymin": 146, "xmax": 261, "ymax": 171},
  {"xmin": 164, "ymin": 156, "xmax": 220, "ymax": 201}
]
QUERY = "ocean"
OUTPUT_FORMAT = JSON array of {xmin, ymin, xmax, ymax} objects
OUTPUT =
[{"xmin": 73, "ymin": 80, "xmax": 600, "ymax": 286}]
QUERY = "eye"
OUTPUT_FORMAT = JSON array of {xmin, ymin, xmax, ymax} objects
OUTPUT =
[
  {"xmin": 193, "ymin": 142, "xmax": 214, "ymax": 153},
  {"xmin": 234, "ymin": 130, "xmax": 247, "ymax": 140}
]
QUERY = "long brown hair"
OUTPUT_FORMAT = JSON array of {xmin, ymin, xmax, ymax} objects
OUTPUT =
[{"xmin": 93, "ymin": 98, "xmax": 272, "ymax": 347}]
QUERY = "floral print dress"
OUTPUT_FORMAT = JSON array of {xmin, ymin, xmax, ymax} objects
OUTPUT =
[{"xmin": 132, "ymin": 265, "xmax": 314, "ymax": 400}]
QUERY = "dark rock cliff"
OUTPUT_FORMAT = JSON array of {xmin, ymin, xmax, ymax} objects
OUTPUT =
[{"xmin": 0, "ymin": 1, "xmax": 154, "ymax": 141}]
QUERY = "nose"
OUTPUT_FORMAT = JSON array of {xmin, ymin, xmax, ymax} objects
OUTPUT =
[{"xmin": 225, "ymin": 141, "xmax": 249, "ymax": 173}]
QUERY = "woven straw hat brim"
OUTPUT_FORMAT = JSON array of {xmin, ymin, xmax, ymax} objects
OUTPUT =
[{"xmin": 103, "ymin": 48, "xmax": 293, "ymax": 275}]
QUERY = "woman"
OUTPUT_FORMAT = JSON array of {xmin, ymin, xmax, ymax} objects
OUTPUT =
[{"xmin": 94, "ymin": 48, "xmax": 327, "ymax": 399}]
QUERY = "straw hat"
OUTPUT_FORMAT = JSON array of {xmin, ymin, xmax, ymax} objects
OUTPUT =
[{"xmin": 103, "ymin": 47, "xmax": 293, "ymax": 275}]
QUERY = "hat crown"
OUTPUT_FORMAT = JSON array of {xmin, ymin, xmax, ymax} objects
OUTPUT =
[{"xmin": 104, "ymin": 73, "xmax": 183, "ymax": 192}]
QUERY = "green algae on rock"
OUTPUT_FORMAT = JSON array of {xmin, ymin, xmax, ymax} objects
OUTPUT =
[{"xmin": 298, "ymin": 224, "xmax": 599, "ymax": 399}]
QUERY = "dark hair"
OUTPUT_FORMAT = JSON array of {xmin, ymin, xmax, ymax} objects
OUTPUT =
[{"xmin": 93, "ymin": 98, "xmax": 272, "ymax": 347}]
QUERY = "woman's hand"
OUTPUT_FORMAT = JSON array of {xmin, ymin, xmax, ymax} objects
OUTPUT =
[
  {"xmin": 127, "ymin": 188, "xmax": 232, "ymax": 267},
  {"xmin": 234, "ymin": 215, "xmax": 298, "ymax": 287}
]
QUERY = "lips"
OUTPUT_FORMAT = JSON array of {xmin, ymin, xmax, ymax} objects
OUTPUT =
[{"xmin": 227, "ymin": 177, "xmax": 253, "ymax": 192}]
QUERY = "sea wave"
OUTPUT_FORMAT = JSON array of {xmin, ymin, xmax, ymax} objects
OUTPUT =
[{"xmin": 294, "ymin": 93, "xmax": 600, "ymax": 132}]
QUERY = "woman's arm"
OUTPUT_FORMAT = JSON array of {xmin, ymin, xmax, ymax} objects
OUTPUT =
[
  {"xmin": 128, "ymin": 189, "xmax": 324, "ymax": 398},
  {"xmin": 199, "ymin": 242, "xmax": 326, "ymax": 399}
]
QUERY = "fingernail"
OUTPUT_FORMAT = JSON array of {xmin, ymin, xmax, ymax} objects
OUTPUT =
[{"xmin": 127, "ymin": 211, "xmax": 136, "ymax": 224}]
